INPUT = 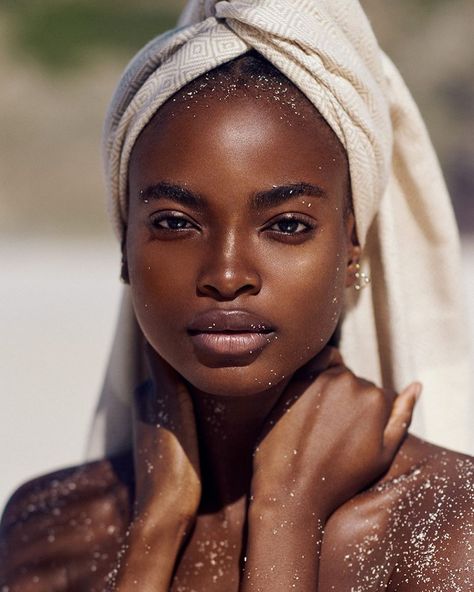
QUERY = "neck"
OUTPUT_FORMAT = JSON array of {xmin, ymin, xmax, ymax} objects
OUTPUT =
[{"xmin": 190, "ymin": 381, "xmax": 287, "ymax": 511}]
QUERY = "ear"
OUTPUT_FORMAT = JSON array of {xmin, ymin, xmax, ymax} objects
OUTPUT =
[
  {"xmin": 120, "ymin": 232, "xmax": 130, "ymax": 284},
  {"xmin": 344, "ymin": 213, "xmax": 361, "ymax": 288}
]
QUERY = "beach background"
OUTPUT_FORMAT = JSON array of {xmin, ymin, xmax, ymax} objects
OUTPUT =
[{"xmin": 1, "ymin": 0, "xmax": 473, "ymax": 511}]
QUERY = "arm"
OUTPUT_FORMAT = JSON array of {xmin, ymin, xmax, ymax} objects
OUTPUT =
[
  {"xmin": 0, "ymin": 352, "xmax": 200, "ymax": 592},
  {"xmin": 243, "ymin": 498, "xmax": 325, "ymax": 591},
  {"xmin": 241, "ymin": 348, "xmax": 419, "ymax": 592},
  {"xmin": 106, "ymin": 515, "xmax": 192, "ymax": 591},
  {"xmin": 107, "ymin": 350, "xmax": 201, "ymax": 592}
]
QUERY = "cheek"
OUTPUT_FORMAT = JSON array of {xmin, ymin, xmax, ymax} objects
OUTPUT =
[
  {"xmin": 272, "ymin": 243, "xmax": 346, "ymax": 357},
  {"xmin": 126, "ymin": 233, "xmax": 197, "ymax": 358}
]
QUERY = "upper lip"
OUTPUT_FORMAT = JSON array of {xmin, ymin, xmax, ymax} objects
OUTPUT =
[{"xmin": 187, "ymin": 309, "xmax": 275, "ymax": 334}]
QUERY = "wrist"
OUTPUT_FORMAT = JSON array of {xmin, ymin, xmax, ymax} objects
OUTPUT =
[
  {"xmin": 134, "ymin": 474, "xmax": 201, "ymax": 525},
  {"xmin": 249, "ymin": 482, "xmax": 331, "ymax": 525},
  {"xmin": 131, "ymin": 500, "xmax": 195, "ymax": 543},
  {"xmin": 248, "ymin": 496, "xmax": 326, "ymax": 536},
  {"xmin": 241, "ymin": 498, "xmax": 325, "ymax": 592},
  {"xmin": 108, "ymin": 517, "xmax": 190, "ymax": 592}
]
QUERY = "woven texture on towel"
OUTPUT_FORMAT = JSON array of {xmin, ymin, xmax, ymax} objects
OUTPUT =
[{"xmin": 87, "ymin": 0, "xmax": 471, "ymax": 458}]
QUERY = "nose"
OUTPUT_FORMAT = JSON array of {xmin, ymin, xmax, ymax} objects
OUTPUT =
[{"xmin": 196, "ymin": 232, "xmax": 262, "ymax": 301}]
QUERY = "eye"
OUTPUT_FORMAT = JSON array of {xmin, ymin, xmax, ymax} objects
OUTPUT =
[
  {"xmin": 266, "ymin": 214, "xmax": 315, "ymax": 235},
  {"xmin": 149, "ymin": 211, "xmax": 197, "ymax": 231}
]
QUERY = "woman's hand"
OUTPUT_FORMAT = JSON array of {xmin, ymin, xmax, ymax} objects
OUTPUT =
[
  {"xmin": 241, "ymin": 347, "xmax": 420, "ymax": 592},
  {"xmin": 108, "ymin": 345, "xmax": 201, "ymax": 592},
  {"xmin": 252, "ymin": 347, "xmax": 419, "ymax": 517},
  {"xmin": 133, "ymin": 345, "xmax": 201, "ymax": 523}
]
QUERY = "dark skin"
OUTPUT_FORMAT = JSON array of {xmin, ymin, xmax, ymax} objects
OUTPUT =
[{"xmin": 1, "ymin": 89, "xmax": 472, "ymax": 592}]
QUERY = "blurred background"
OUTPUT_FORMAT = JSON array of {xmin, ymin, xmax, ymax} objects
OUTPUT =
[{"xmin": 1, "ymin": 0, "xmax": 473, "ymax": 509}]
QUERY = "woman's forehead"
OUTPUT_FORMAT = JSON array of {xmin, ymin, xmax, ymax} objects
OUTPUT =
[
  {"xmin": 133, "ymin": 91, "xmax": 344, "ymax": 167},
  {"xmin": 133, "ymin": 71, "xmax": 347, "ymax": 169}
]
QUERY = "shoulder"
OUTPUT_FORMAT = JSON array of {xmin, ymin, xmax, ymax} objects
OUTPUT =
[
  {"xmin": 0, "ymin": 454, "xmax": 132, "ymax": 591},
  {"xmin": 321, "ymin": 436, "xmax": 473, "ymax": 591},
  {"xmin": 385, "ymin": 437, "xmax": 473, "ymax": 590}
]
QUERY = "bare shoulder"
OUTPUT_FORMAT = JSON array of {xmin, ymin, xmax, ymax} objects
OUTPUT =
[
  {"xmin": 0, "ymin": 454, "xmax": 132, "ymax": 591},
  {"xmin": 385, "ymin": 436, "xmax": 473, "ymax": 591},
  {"xmin": 320, "ymin": 436, "xmax": 473, "ymax": 591}
]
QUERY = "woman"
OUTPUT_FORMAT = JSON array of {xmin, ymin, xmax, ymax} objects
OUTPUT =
[{"xmin": 1, "ymin": 1, "xmax": 472, "ymax": 591}]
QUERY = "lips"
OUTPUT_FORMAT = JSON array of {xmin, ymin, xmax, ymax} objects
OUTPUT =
[{"xmin": 187, "ymin": 309, "xmax": 276, "ymax": 366}]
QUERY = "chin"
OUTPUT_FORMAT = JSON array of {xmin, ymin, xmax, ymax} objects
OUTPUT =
[{"xmin": 181, "ymin": 364, "xmax": 288, "ymax": 398}]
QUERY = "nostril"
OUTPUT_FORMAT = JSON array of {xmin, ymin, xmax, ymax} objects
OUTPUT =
[
  {"xmin": 197, "ymin": 261, "xmax": 262, "ymax": 300},
  {"xmin": 197, "ymin": 279, "xmax": 261, "ymax": 301},
  {"xmin": 198, "ymin": 284, "xmax": 223, "ymax": 299},
  {"xmin": 235, "ymin": 283, "xmax": 257, "ymax": 298}
]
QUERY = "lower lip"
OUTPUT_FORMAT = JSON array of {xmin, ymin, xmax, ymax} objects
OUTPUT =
[{"xmin": 189, "ymin": 331, "xmax": 274, "ymax": 364}]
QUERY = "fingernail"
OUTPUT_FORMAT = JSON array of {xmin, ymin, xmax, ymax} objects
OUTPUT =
[{"xmin": 412, "ymin": 382, "xmax": 423, "ymax": 400}]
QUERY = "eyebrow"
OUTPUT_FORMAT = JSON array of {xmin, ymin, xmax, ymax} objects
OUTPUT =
[
  {"xmin": 139, "ymin": 181, "xmax": 203, "ymax": 209},
  {"xmin": 251, "ymin": 182, "xmax": 327, "ymax": 210},
  {"xmin": 138, "ymin": 180, "xmax": 327, "ymax": 210}
]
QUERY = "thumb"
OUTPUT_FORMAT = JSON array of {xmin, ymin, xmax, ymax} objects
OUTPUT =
[{"xmin": 383, "ymin": 381, "xmax": 422, "ymax": 458}]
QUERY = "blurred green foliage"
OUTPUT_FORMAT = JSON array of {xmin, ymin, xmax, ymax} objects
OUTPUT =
[
  {"xmin": 0, "ymin": 0, "xmax": 457, "ymax": 72},
  {"xmin": 1, "ymin": 0, "xmax": 184, "ymax": 71},
  {"xmin": 401, "ymin": 0, "xmax": 450, "ymax": 7}
]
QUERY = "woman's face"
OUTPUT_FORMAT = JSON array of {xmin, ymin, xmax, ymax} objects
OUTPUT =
[{"xmin": 127, "ymin": 88, "xmax": 358, "ymax": 397}]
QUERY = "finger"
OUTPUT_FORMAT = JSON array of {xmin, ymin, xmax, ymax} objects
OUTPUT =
[
  {"xmin": 4, "ymin": 495, "xmax": 122, "ymax": 572},
  {"xmin": 132, "ymin": 344, "xmax": 174, "ymax": 427},
  {"xmin": 134, "ymin": 345, "xmax": 201, "ymax": 484},
  {"xmin": 144, "ymin": 342, "xmax": 179, "ymax": 394},
  {"xmin": 137, "ymin": 345, "xmax": 194, "ymax": 431},
  {"xmin": 133, "ymin": 379, "xmax": 158, "ymax": 426},
  {"xmin": 378, "ymin": 387, "xmax": 398, "ymax": 426},
  {"xmin": 383, "ymin": 381, "xmax": 422, "ymax": 456}
]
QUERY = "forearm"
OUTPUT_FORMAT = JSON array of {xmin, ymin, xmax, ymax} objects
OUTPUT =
[
  {"xmin": 107, "ymin": 513, "xmax": 190, "ymax": 592},
  {"xmin": 241, "ymin": 498, "xmax": 325, "ymax": 592}
]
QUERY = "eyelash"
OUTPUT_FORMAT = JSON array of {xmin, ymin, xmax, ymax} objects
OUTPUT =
[
  {"xmin": 148, "ymin": 212, "xmax": 317, "ymax": 239},
  {"xmin": 149, "ymin": 212, "xmax": 198, "ymax": 232},
  {"xmin": 264, "ymin": 214, "xmax": 316, "ymax": 236}
]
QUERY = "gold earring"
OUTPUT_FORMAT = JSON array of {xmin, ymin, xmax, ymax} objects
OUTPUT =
[{"xmin": 354, "ymin": 262, "xmax": 370, "ymax": 291}]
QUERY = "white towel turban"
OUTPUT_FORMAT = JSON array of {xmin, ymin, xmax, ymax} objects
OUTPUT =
[{"xmin": 87, "ymin": 0, "xmax": 471, "ymax": 458}]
